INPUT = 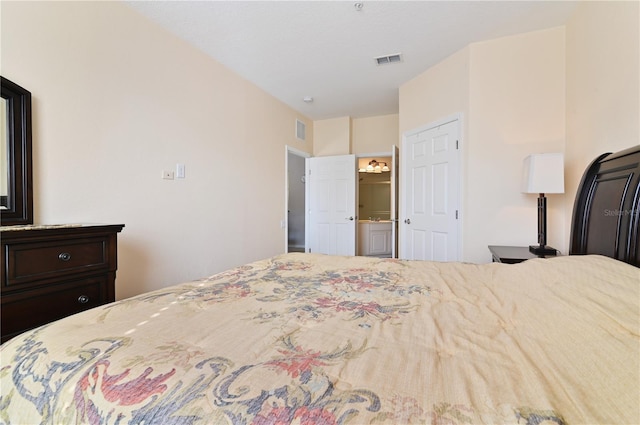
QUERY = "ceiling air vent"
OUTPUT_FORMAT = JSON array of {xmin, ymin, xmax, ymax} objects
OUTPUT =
[{"xmin": 375, "ymin": 53, "xmax": 403, "ymax": 66}]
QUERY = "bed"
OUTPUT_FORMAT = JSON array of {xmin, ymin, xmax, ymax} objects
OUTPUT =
[{"xmin": 1, "ymin": 147, "xmax": 639, "ymax": 425}]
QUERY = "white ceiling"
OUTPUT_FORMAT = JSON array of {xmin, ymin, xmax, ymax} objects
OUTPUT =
[{"xmin": 125, "ymin": 1, "xmax": 580, "ymax": 120}]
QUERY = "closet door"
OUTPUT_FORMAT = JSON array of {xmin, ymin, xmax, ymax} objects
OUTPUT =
[{"xmin": 400, "ymin": 119, "xmax": 460, "ymax": 261}]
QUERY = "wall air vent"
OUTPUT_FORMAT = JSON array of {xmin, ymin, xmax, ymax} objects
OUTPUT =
[
  {"xmin": 375, "ymin": 53, "xmax": 403, "ymax": 66},
  {"xmin": 296, "ymin": 119, "xmax": 306, "ymax": 141}
]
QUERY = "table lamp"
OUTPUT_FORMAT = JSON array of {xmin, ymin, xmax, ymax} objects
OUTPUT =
[{"xmin": 522, "ymin": 153, "xmax": 564, "ymax": 255}]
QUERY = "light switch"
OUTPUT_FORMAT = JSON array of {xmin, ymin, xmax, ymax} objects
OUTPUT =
[{"xmin": 176, "ymin": 163, "xmax": 185, "ymax": 179}]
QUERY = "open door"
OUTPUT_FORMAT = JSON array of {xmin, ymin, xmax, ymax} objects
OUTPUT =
[
  {"xmin": 391, "ymin": 145, "xmax": 399, "ymax": 258},
  {"xmin": 306, "ymin": 155, "xmax": 357, "ymax": 256}
]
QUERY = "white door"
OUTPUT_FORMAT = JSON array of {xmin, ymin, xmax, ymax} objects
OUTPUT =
[
  {"xmin": 400, "ymin": 119, "xmax": 460, "ymax": 261},
  {"xmin": 307, "ymin": 155, "xmax": 357, "ymax": 256},
  {"xmin": 391, "ymin": 145, "xmax": 399, "ymax": 258}
]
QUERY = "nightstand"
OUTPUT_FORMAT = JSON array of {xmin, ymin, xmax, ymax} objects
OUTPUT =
[{"xmin": 488, "ymin": 245, "xmax": 556, "ymax": 264}]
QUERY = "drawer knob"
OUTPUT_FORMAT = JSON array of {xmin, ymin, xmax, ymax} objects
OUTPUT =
[
  {"xmin": 58, "ymin": 252, "xmax": 72, "ymax": 261},
  {"xmin": 77, "ymin": 295, "xmax": 90, "ymax": 304}
]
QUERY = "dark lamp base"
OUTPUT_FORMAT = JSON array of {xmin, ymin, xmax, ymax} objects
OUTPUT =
[{"xmin": 529, "ymin": 245, "xmax": 558, "ymax": 256}]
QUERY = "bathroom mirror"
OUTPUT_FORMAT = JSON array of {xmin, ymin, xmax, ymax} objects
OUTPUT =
[
  {"xmin": 358, "ymin": 172, "xmax": 391, "ymax": 220},
  {"xmin": 358, "ymin": 157, "xmax": 392, "ymax": 221},
  {"xmin": 1, "ymin": 77, "xmax": 33, "ymax": 226}
]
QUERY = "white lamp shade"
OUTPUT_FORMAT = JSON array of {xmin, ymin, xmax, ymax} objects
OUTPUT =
[{"xmin": 522, "ymin": 153, "xmax": 565, "ymax": 194}]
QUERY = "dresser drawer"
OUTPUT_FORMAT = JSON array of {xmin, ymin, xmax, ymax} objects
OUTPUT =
[
  {"xmin": 5, "ymin": 237, "xmax": 109, "ymax": 286},
  {"xmin": 0, "ymin": 276, "xmax": 108, "ymax": 341},
  {"xmin": 0, "ymin": 224, "xmax": 124, "ymax": 343}
]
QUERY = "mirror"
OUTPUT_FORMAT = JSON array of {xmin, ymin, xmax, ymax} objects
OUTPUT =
[
  {"xmin": 1, "ymin": 77, "xmax": 33, "ymax": 226},
  {"xmin": 357, "ymin": 157, "xmax": 392, "ymax": 221}
]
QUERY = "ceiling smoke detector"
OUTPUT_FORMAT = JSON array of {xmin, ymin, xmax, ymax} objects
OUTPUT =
[{"xmin": 375, "ymin": 53, "xmax": 403, "ymax": 66}]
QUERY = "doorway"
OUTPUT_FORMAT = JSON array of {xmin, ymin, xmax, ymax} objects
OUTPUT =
[
  {"xmin": 356, "ymin": 147, "xmax": 399, "ymax": 257},
  {"xmin": 357, "ymin": 156, "xmax": 393, "ymax": 257},
  {"xmin": 285, "ymin": 146, "xmax": 309, "ymax": 253},
  {"xmin": 302, "ymin": 148, "xmax": 398, "ymax": 258}
]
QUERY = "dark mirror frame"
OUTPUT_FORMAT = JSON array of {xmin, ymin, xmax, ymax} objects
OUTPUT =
[{"xmin": 1, "ymin": 77, "xmax": 33, "ymax": 226}]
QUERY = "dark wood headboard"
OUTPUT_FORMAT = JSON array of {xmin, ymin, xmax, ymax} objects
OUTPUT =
[{"xmin": 570, "ymin": 145, "xmax": 640, "ymax": 267}]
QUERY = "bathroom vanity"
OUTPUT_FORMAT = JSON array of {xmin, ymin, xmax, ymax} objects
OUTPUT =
[{"xmin": 358, "ymin": 220, "xmax": 392, "ymax": 257}]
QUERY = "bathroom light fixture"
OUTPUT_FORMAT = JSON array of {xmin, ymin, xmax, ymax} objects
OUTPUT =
[{"xmin": 359, "ymin": 160, "xmax": 390, "ymax": 173}]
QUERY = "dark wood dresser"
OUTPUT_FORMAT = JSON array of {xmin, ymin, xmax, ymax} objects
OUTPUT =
[{"xmin": 1, "ymin": 223, "xmax": 124, "ymax": 343}]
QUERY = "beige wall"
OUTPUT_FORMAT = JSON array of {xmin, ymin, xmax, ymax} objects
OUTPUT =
[
  {"xmin": 564, "ymin": 1, "xmax": 640, "ymax": 249},
  {"xmin": 1, "ymin": 1, "xmax": 313, "ymax": 299},
  {"xmin": 3, "ymin": 1, "xmax": 636, "ymax": 294},
  {"xmin": 399, "ymin": 28, "xmax": 566, "ymax": 263},
  {"xmin": 399, "ymin": 47, "xmax": 470, "ymax": 136},
  {"xmin": 399, "ymin": 1, "xmax": 639, "ymax": 263},
  {"xmin": 467, "ymin": 27, "xmax": 566, "ymax": 263},
  {"xmin": 352, "ymin": 114, "xmax": 399, "ymax": 154},
  {"xmin": 312, "ymin": 116, "xmax": 351, "ymax": 156},
  {"xmin": 314, "ymin": 114, "xmax": 399, "ymax": 157}
]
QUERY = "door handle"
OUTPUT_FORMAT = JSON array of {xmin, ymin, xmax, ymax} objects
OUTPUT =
[
  {"xmin": 404, "ymin": 218, "xmax": 411, "ymax": 224},
  {"xmin": 346, "ymin": 216, "xmax": 354, "ymax": 221}
]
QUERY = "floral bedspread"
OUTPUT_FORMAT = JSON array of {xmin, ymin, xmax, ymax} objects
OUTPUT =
[{"xmin": 1, "ymin": 253, "xmax": 638, "ymax": 424}]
